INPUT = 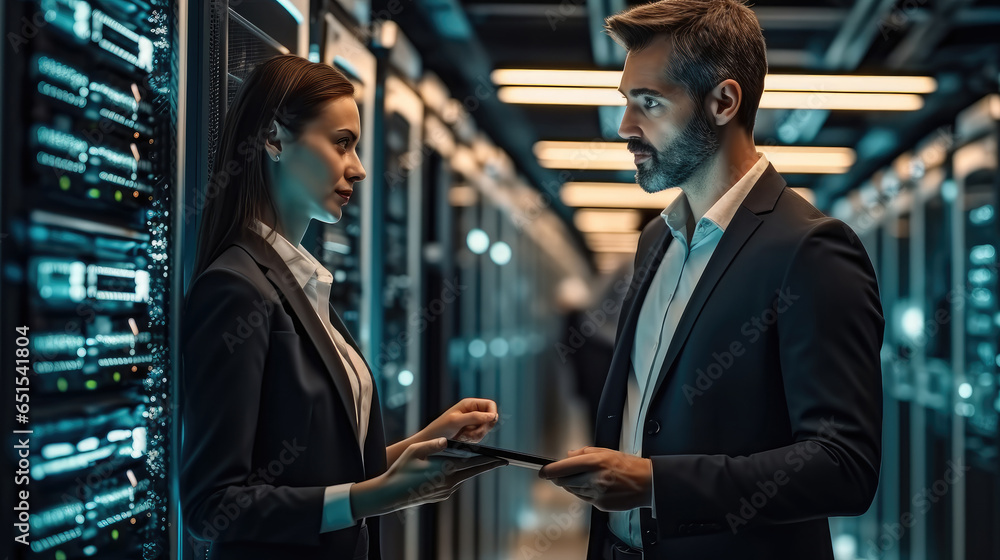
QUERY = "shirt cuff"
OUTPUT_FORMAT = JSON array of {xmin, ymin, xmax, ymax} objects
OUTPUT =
[
  {"xmin": 650, "ymin": 467, "xmax": 657, "ymax": 519},
  {"xmin": 320, "ymin": 483, "xmax": 358, "ymax": 533}
]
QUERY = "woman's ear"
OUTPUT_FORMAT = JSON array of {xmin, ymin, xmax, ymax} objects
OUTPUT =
[{"xmin": 263, "ymin": 120, "xmax": 288, "ymax": 162}]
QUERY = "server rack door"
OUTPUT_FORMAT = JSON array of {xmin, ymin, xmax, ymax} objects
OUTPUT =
[
  {"xmin": 955, "ymin": 134, "xmax": 1000, "ymax": 560},
  {"xmin": 377, "ymin": 75, "xmax": 425, "ymax": 560},
  {"xmin": 918, "ymin": 168, "xmax": 958, "ymax": 560}
]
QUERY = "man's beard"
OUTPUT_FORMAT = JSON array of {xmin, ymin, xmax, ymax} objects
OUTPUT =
[{"xmin": 630, "ymin": 109, "xmax": 720, "ymax": 193}]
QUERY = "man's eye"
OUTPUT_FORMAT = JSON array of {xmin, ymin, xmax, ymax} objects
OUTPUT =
[{"xmin": 643, "ymin": 98, "xmax": 660, "ymax": 109}]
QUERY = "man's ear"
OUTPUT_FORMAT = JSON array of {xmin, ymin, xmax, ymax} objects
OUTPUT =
[
  {"xmin": 263, "ymin": 120, "xmax": 289, "ymax": 162},
  {"xmin": 705, "ymin": 79, "xmax": 742, "ymax": 127}
]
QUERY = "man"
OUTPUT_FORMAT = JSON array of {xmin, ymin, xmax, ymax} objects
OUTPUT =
[{"xmin": 539, "ymin": 2, "xmax": 884, "ymax": 559}]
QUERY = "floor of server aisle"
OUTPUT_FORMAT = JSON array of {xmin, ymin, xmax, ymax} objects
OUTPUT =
[{"xmin": 508, "ymin": 395, "xmax": 592, "ymax": 560}]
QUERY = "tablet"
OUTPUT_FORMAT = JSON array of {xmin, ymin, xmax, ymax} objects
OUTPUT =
[{"xmin": 437, "ymin": 440, "xmax": 555, "ymax": 470}]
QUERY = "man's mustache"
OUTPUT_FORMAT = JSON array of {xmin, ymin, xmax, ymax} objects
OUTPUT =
[{"xmin": 627, "ymin": 139, "xmax": 655, "ymax": 155}]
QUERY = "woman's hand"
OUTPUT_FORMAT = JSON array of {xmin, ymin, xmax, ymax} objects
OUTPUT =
[
  {"xmin": 350, "ymin": 438, "xmax": 505, "ymax": 519},
  {"xmin": 385, "ymin": 398, "xmax": 500, "ymax": 467},
  {"xmin": 419, "ymin": 398, "xmax": 500, "ymax": 443}
]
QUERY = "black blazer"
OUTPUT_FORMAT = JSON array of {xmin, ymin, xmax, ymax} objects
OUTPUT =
[
  {"xmin": 587, "ymin": 164, "xmax": 884, "ymax": 560},
  {"xmin": 181, "ymin": 226, "xmax": 387, "ymax": 560}
]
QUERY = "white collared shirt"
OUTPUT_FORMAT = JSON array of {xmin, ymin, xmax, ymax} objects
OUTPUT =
[
  {"xmin": 609, "ymin": 153, "xmax": 770, "ymax": 548},
  {"xmin": 251, "ymin": 220, "xmax": 373, "ymax": 533}
]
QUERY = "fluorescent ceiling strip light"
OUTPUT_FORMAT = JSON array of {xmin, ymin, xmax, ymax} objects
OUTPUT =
[
  {"xmin": 493, "ymin": 69, "xmax": 936, "ymax": 94},
  {"xmin": 574, "ymin": 209, "xmax": 642, "ymax": 233},
  {"xmin": 561, "ymin": 183, "xmax": 682, "ymax": 209},
  {"xmin": 764, "ymin": 74, "xmax": 936, "ymax": 93},
  {"xmin": 536, "ymin": 142, "xmax": 856, "ymax": 173},
  {"xmin": 759, "ymin": 91, "xmax": 924, "ymax": 111},
  {"xmin": 499, "ymin": 87, "xmax": 925, "ymax": 111}
]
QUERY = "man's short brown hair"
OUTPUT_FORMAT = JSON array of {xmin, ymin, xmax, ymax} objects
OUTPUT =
[{"xmin": 605, "ymin": 0, "xmax": 767, "ymax": 132}]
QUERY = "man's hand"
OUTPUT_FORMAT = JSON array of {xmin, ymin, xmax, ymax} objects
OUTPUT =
[{"xmin": 538, "ymin": 447, "xmax": 653, "ymax": 512}]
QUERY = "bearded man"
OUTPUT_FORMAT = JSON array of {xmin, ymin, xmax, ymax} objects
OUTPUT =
[{"xmin": 540, "ymin": 2, "xmax": 885, "ymax": 559}]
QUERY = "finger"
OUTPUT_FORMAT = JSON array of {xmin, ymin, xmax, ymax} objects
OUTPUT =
[
  {"xmin": 425, "ymin": 453, "xmax": 498, "ymax": 473},
  {"xmin": 463, "ymin": 411, "xmax": 499, "ymax": 427},
  {"xmin": 579, "ymin": 446, "xmax": 610, "ymax": 454},
  {"xmin": 549, "ymin": 473, "xmax": 594, "ymax": 488},
  {"xmin": 569, "ymin": 446, "xmax": 607, "ymax": 457},
  {"xmin": 449, "ymin": 454, "xmax": 506, "ymax": 471},
  {"xmin": 411, "ymin": 437, "xmax": 448, "ymax": 460},
  {"xmin": 563, "ymin": 486, "xmax": 601, "ymax": 501},
  {"xmin": 470, "ymin": 424, "xmax": 494, "ymax": 440},
  {"xmin": 447, "ymin": 458, "xmax": 507, "ymax": 485},
  {"xmin": 538, "ymin": 455, "xmax": 603, "ymax": 479},
  {"xmin": 461, "ymin": 398, "xmax": 497, "ymax": 414}
]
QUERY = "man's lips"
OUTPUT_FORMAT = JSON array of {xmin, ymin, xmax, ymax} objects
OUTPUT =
[{"xmin": 627, "ymin": 143, "xmax": 653, "ymax": 166}]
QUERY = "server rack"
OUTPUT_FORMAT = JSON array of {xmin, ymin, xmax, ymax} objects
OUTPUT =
[
  {"xmin": 371, "ymin": 22, "xmax": 427, "ymax": 560},
  {"xmin": 181, "ymin": 1, "xmax": 306, "ymax": 558},
  {"xmin": 832, "ymin": 94, "xmax": 1000, "ymax": 560},
  {"xmin": 312, "ymin": 8, "xmax": 377, "ymax": 350},
  {"xmin": 1, "ymin": 0, "xmax": 179, "ymax": 558},
  {"xmin": 953, "ymin": 96, "xmax": 999, "ymax": 560}
]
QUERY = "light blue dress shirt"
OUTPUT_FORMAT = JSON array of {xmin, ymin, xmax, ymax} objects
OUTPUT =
[
  {"xmin": 609, "ymin": 154, "xmax": 770, "ymax": 549},
  {"xmin": 251, "ymin": 220, "xmax": 373, "ymax": 534}
]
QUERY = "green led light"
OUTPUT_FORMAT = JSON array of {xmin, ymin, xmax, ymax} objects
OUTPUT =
[
  {"xmin": 85, "ymin": 379, "xmax": 97, "ymax": 390},
  {"xmin": 55, "ymin": 551, "xmax": 67, "ymax": 560},
  {"xmin": 113, "ymin": 371, "xmax": 121, "ymax": 382},
  {"xmin": 87, "ymin": 188, "xmax": 100, "ymax": 199},
  {"xmin": 59, "ymin": 175, "xmax": 71, "ymax": 190},
  {"xmin": 115, "ymin": 190, "xmax": 122, "ymax": 202},
  {"xmin": 111, "ymin": 529, "xmax": 119, "ymax": 540},
  {"xmin": 57, "ymin": 378, "xmax": 68, "ymax": 392}
]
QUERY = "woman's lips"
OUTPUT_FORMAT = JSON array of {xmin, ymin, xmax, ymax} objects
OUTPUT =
[{"xmin": 335, "ymin": 190, "xmax": 352, "ymax": 204}]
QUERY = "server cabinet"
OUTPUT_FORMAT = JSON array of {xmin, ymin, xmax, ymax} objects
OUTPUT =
[
  {"xmin": 953, "ymin": 99, "xmax": 1000, "ymax": 559},
  {"xmin": 311, "ymin": 9, "xmax": 377, "ymax": 349},
  {"xmin": 182, "ymin": 2, "xmax": 306, "ymax": 558},
  {"xmin": 377, "ymin": 72, "xmax": 426, "ymax": 560},
  {"xmin": 1, "ymin": 0, "xmax": 179, "ymax": 558}
]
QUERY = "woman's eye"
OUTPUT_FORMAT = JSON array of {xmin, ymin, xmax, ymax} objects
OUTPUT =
[{"xmin": 336, "ymin": 138, "xmax": 351, "ymax": 149}]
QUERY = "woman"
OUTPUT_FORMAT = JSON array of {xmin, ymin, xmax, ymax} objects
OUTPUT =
[{"xmin": 181, "ymin": 55, "xmax": 503, "ymax": 560}]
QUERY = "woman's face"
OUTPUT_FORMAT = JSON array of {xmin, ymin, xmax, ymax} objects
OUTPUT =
[{"xmin": 268, "ymin": 97, "xmax": 366, "ymax": 224}]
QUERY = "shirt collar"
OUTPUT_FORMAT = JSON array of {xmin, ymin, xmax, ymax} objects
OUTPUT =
[
  {"xmin": 251, "ymin": 220, "xmax": 333, "ymax": 289},
  {"xmin": 660, "ymin": 152, "xmax": 770, "ymax": 235}
]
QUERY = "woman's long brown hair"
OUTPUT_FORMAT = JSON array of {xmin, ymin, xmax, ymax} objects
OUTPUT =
[{"xmin": 191, "ymin": 55, "xmax": 355, "ymax": 279}]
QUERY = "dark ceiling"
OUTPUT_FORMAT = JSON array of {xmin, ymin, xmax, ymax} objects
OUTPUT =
[{"xmin": 376, "ymin": 0, "xmax": 1000, "ymax": 222}]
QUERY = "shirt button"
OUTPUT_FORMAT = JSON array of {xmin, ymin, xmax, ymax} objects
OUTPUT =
[
  {"xmin": 644, "ymin": 529, "xmax": 658, "ymax": 545},
  {"xmin": 645, "ymin": 419, "xmax": 661, "ymax": 435}
]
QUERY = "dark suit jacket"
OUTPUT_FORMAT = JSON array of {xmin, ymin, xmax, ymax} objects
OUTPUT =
[
  {"xmin": 587, "ymin": 165, "xmax": 884, "ymax": 560},
  {"xmin": 181, "ymin": 226, "xmax": 387, "ymax": 560}
]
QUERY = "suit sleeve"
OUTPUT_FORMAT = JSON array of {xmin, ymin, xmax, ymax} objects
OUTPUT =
[
  {"xmin": 180, "ymin": 268, "xmax": 327, "ymax": 546},
  {"xmin": 650, "ymin": 219, "xmax": 884, "ymax": 535}
]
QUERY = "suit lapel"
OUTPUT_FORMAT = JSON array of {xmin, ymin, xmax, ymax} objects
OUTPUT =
[
  {"xmin": 595, "ymin": 224, "xmax": 672, "ymax": 448},
  {"xmin": 327, "ymin": 301, "xmax": 388, "ymax": 475},
  {"xmin": 229, "ymin": 228, "xmax": 362, "ymax": 441},
  {"xmin": 648, "ymin": 164, "xmax": 787, "ymax": 402}
]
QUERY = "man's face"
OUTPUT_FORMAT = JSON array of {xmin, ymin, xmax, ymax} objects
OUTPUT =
[{"xmin": 617, "ymin": 35, "xmax": 720, "ymax": 193}]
